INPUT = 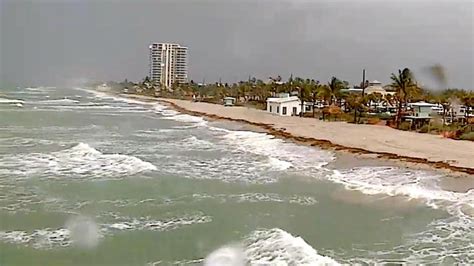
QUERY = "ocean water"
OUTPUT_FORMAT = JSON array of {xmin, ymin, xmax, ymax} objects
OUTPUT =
[{"xmin": 0, "ymin": 86, "xmax": 473, "ymax": 265}]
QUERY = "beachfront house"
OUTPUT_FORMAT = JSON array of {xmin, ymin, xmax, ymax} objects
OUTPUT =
[
  {"xmin": 404, "ymin": 101, "xmax": 436, "ymax": 128},
  {"xmin": 446, "ymin": 103, "xmax": 473, "ymax": 124},
  {"xmin": 364, "ymin": 80, "xmax": 395, "ymax": 96},
  {"xmin": 223, "ymin": 97, "xmax": 236, "ymax": 106},
  {"xmin": 266, "ymin": 93, "xmax": 301, "ymax": 116},
  {"xmin": 407, "ymin": 102, "xmax": 437, "ymax": 118}
]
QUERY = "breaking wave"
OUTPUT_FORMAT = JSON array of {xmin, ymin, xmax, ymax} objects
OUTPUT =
[
  {"xmin": 0, "ymin": 98, "xmax": 25, "ymax": 104},
  {"xmin": 203, "ymin": 228, "xmax": 339, "ymax": 265},
  {"xmin": 222, "ymin": 130, "xmax": 334, "ymax": 170},
  {"xmin": 0, "ymin": 143, "xmax": 156, "ymax": 178},
  {"xmin": 244, "ymin": 228, "xmax": 339, "ymax": 265},
  {"xmin": 330, "ymin": 167, "xmax": 474, "ymax": 213}
]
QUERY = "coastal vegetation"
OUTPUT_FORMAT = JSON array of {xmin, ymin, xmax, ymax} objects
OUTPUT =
[{"xmin": 106, "ymin": 68, "xmax": 473, "ymax": 140}]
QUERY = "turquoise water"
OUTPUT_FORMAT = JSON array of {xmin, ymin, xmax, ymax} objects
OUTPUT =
[{"xmin": 0, "ymin": 86, "xmax": 472, "ymax": 265}]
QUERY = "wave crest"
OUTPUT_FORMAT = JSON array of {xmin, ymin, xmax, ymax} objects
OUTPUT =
[{"xmin": 0, "ymin": 143, "xmax": 156, "ymax": 179}]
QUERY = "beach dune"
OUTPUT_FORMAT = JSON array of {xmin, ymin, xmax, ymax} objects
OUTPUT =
[{"xmin": 160, "ymin": 98, "xmax": 474, "ymax": 173}]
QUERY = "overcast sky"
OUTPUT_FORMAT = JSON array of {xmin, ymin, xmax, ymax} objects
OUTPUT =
[{"xmin": 1, "ymin": 0, "xmax": 473, "ymax": 89}]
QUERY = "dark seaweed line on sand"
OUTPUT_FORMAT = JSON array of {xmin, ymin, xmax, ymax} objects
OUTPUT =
[{"xmin": 159, "ymin": 99, "xmax": 474, "ymax": 175}]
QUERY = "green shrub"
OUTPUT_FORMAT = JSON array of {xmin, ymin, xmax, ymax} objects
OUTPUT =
[
  {"xmin": 460, "ymin": 132, "xmax": 474, "ymax": 141},
  {"xmin": 399, "ymin": 121, "xmax": 411, "ymax": 131},
  {"xmin": 419, "ymin": 124, "xmax": 430, "ymax": 133},
  {"xmin": 377, "ymin": 113, "xmax": 393, "ymax": 120}
]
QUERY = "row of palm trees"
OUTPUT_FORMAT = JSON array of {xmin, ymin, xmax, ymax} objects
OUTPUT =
[{"xmin": 122, "ymin": 68, "xmax": 473, "ymax": 128}]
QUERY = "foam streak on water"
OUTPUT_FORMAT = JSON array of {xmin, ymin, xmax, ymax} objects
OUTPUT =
[{"xmin": 0, "ymin": 213, "xmax": 212, "ymax": 250}]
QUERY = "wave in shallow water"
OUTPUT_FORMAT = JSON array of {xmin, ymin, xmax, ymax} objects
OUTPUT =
[
  {"xmin": 221, "ymin": 130, "xmax": 334, "ymax": 171},
  {"xmin": 0, "ymin": 143, "xmax": 156, "ymax": 178},
  {"xmin": 203, "ymin": 228, "xmax": 340, "ymax": 265},
  {"xmin": 329, "ymin": 166, "xmax": 474, "ymax": 264},
  {"xmin": 330, "ymin": 166, "xmax": 474, "ymax": 214}
]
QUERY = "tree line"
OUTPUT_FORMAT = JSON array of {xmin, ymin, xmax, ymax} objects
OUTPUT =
[{"xmin": 112, "ymin": 68, "xmax": 473, "ymax": 130}]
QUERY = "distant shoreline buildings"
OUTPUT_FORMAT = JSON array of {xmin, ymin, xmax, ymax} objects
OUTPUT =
[{"xmin": 149, "ymin": 43, "xmax": 188, "ymax": 88}]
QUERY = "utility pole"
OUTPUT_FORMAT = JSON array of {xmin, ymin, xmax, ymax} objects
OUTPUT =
[
  {"xmin": 361, "ymin": 69, "xmax": 366, "ymax": 96},
  {"xmin": 300, "ymin": 86, "xmax": 304, "ymax": 117}
]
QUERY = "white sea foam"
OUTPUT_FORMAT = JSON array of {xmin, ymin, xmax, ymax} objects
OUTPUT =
[
  {"xmin": 185, "ymin": 228, "xmax": 339, "ymax": 265},
  {"xmin": 221, "ymin": 130, "xmax": 334, "ymax": 171},
  {"xmin": 327, "ymin": 166, "xmax": 474, "ymax": 263},
  {"xmin": 330, "ymin": 167, "xmax": 474, "ymax": 212},
  {"xmin": 102, "ymin": 212, "xmax": 212, "ymax": 232},
  {"xmin": 243, "ymin": 228, "xmax": 340, "ymax": 265},
  {"xmin": 160, "ymin": 109, "xmax": 180, "ymax": 116},
  {"xmin": 339, "ymin": 212, "xmax": 474, "ymax": 264},
  {"xmin": 161, "ymin": 113, "xmax": 208, "ymax": 127},
  {"xmin": 392, "ymin": 214, "xmax": 474, "ymax": 264},
  {"xmin": 267, "ymin": 157, "xmax": 294, "ymax": 171},
  {"xmin": 152, "ymin": 104, "xmax": 167, "ymax": 112},
  {"xmin": 25, "ymin": 86, "xmax": 56, "ymax": 91},
  {"xmin": 0, "ymin": 143, "xmax": 157, "ymax": 178},
  {"xmin": 0, "ymin": 228, "xmax": 72, "ymax": 249},
  {"xmin": 94, "ymin": 193, "xmax": 317, "ymax": 208},
  {"xmin": 162, "ymin": 155, "xmax": 281, "ymax": 183},
  {"xmin": 34, "ymin": 98, "xmax": 80, "ymax": 105},
  {"xmin": 0, "ymin": 213, "xmax": 212, "ymax": 250},
  {"xmin": 190, "ymin": 193, "xmax": 318, "ymax": 206},
  {"xmin": 179, "ymin": 136, "xmax": 215, "ymax": 150},
  {"xmin": 164, "ymin": 113, "xmax": 205, "ymax": 123},
  {"xmin": 159, "ymin": 127, "xmax": 333, "ymax": 183},
  {"xmin": 22, "ymin": 87, "xmax": 56, "ymax": 94},
  {"xmin": 85, "ymin": 89, "xmax": 157, "ymax": 106},
  {"xmin": 0, "ymin": 98, "xmax": 24, "ymax": 104}
]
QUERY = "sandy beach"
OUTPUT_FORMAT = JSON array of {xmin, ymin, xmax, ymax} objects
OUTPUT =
[{"xmin": 154, "ymin": 98, "xmax": 474, "ymax": 174}]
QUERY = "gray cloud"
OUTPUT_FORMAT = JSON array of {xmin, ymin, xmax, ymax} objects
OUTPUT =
[{"xmin": 1, "ymin": 0, "xmax": 473, "ymax": 89}]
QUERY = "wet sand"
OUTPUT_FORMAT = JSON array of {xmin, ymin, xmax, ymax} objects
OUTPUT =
[{"xmin": 156, "ymin": 98, "xmax": 474, "ymax": 175}]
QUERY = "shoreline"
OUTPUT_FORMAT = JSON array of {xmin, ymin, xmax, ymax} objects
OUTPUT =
[
  {"xmin": 153, "ymin": 97, "xmax": 473, "ymax": 176},
  {"xmin": 119, "ymin": 93, "xmax": 473, "ymax": 176}
]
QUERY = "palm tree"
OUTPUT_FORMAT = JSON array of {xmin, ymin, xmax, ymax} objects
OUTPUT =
[
  {"xmin": 367, "ymin": 92, "xmax": 383, "ymax": 111},
  {"xmin": 310, "ymin": 80, "xmax": 321, "ymax": 117},
  {"xmin": 346, "ymin": 93, "xmax": 368, "ymax": 123},
  {"xmin": 327, "ymin": 77, "xmax": 346, "ymax": 106},
  {"xmin": 390, "ymin": 68, "xmax": 416, "ymax": 128},
  {"xmin": 317, "ymin": 84, "xmax": 331, "ymax": 105}
]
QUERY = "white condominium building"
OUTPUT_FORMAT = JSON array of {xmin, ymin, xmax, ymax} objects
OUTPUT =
[{"xmin": 149, "ymin": 43, "xmax": 188, "ymax": 88}]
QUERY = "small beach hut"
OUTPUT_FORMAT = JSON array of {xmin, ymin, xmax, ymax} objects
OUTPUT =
[{"xmin": 223, "ymin": 97, "xmax": 236, "ymax": 106}]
